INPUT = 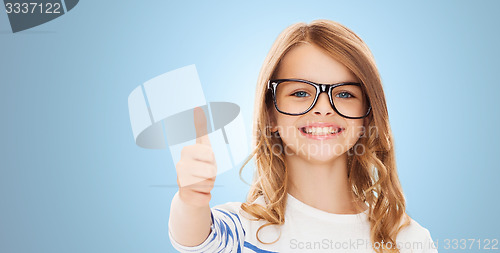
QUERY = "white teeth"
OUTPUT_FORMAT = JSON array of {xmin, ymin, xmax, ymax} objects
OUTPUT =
[{"xmin": 304, "ymin": 127, "xmax": 341, "ymax": 135}]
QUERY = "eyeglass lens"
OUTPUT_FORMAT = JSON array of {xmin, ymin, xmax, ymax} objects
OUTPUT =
[{"xmin": 275, "ymin": 80, "xmax": 369, "ymax": 117}]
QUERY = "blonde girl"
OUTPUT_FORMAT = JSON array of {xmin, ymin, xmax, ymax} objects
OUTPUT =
[{"xmin": 169, "ymin": 19, "xmax": 437, "ymax": 253}]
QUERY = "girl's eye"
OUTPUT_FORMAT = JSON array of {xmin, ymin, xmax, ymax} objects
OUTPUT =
[
  {"xmin": 336, "ymin": 91, "xmax": 354, "ymax": 98},
  {"xmin": 291, "ymin": 91, "xmax": 310, "ymax": 97}
]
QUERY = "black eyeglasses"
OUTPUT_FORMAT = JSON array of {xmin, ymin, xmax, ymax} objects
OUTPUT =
[{"xmin": 267, "ymin": 79, "xmax": 371, "ymax": 119}]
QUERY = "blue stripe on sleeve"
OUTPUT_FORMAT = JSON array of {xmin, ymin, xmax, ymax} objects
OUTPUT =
[
  {"xmin": 243, "ymin": 241, "xmax": 279, "ymax": 253},
  {"xmin": 214, "ymin": 209, "xmax": 246, "ymax": 251}
]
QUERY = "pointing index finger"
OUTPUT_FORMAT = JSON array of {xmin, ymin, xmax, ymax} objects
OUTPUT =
[{"xmin": 193, "ymin": 107, "xmax": 210, "ymax": 145}]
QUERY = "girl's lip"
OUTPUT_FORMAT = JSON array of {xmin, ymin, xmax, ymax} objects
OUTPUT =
[
  {"xmin": 299, "ymin": 122, "xmax": 342, "ymax": 129},
  {"xmin": 298, "ymin": 127, "xmax": 344, "ymax": 140}
]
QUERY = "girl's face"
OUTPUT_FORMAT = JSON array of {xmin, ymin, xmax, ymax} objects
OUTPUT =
[{"xmin": 270, "ymin": 43, "xmax": 366, "ymax": 163}]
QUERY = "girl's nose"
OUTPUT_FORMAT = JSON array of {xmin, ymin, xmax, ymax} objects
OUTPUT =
[{"xmin": 312, "ymin": 93, "xmax": 334, "ymax": 116}]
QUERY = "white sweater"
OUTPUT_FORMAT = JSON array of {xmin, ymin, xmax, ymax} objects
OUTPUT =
[{"xmin": 169, "ymin": 193, "xmax": 438, "ymax": 252}]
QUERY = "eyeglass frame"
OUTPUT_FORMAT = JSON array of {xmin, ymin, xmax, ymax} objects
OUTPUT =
[{"xmin": 267, "ymin": 78, "xmax": 372, "ymax": 119}]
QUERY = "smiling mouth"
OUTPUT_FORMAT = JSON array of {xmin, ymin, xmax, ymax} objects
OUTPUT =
[{"xmin": 299, "ymin": 126, "xmax": 344, "ymax": 135}]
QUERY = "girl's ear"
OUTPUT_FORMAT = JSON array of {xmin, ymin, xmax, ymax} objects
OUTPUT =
[
  {"xmin": 267, "ymin": 109, "xmax": 279, "ymax": 133},
  {"xmin": 269, "ymin": 119, "xmax": 278, "ymax": 133},
  {"xmin": 363, "ymin": 113, "xmax": 373, "ymax": 129}
]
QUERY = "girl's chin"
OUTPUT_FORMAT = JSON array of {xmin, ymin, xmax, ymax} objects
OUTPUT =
[
  {"xmin": 297, "ymin": 142, "xmax": 348, "ymax": 154},
  {"xmin": 279, "ymin": 139, "xmax": 352, "ymax": 159},
  {"xmin": 300, "ymin": 153, "xmax": 346, "ymax": 163},
  {"xmin": 290, "ymin": 147, "xmax": 349, "ymax": 162}
]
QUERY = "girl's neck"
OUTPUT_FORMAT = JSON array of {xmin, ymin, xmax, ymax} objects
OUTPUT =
[{"xmin": 285, "ymin": 152, "xmax": 367, "ymax": 214}]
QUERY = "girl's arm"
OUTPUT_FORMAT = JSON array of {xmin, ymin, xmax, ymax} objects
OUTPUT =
[
  {"xmin": 168, "ymin": 107, "xmax": 217, "ymax": 246},
  {"xmin": 169, "ymin": 199, "xmax": 246, "ymax": 252},
  {"xmin": 169, "ymin": 191, "xmax": 212, "ymax": 246}
]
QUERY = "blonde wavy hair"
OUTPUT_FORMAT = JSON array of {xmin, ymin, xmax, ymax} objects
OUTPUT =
[{"xmin": 238, "ymin": 19, "xmax": 411, "ymax": 253}]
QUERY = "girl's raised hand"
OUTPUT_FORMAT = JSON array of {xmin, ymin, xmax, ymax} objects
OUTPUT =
[{"xmin": 175, "ymin": 107, "xmax": 217, "ymax": 207}]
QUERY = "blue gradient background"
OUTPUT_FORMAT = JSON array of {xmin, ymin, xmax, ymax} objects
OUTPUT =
[{"xmin": 1, "ymin": 1, "xmax": 499, "ymax": 252}]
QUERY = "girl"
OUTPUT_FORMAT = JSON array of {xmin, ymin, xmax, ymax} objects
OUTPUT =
[{"xmin": 169, "ymin": 19, "xmax": 437, "ymax": 253}]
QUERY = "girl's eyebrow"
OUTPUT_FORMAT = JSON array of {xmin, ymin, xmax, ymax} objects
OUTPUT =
[{"xmin": 278, "ymin": 78, "xmax": 359, "ymax": 84}]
